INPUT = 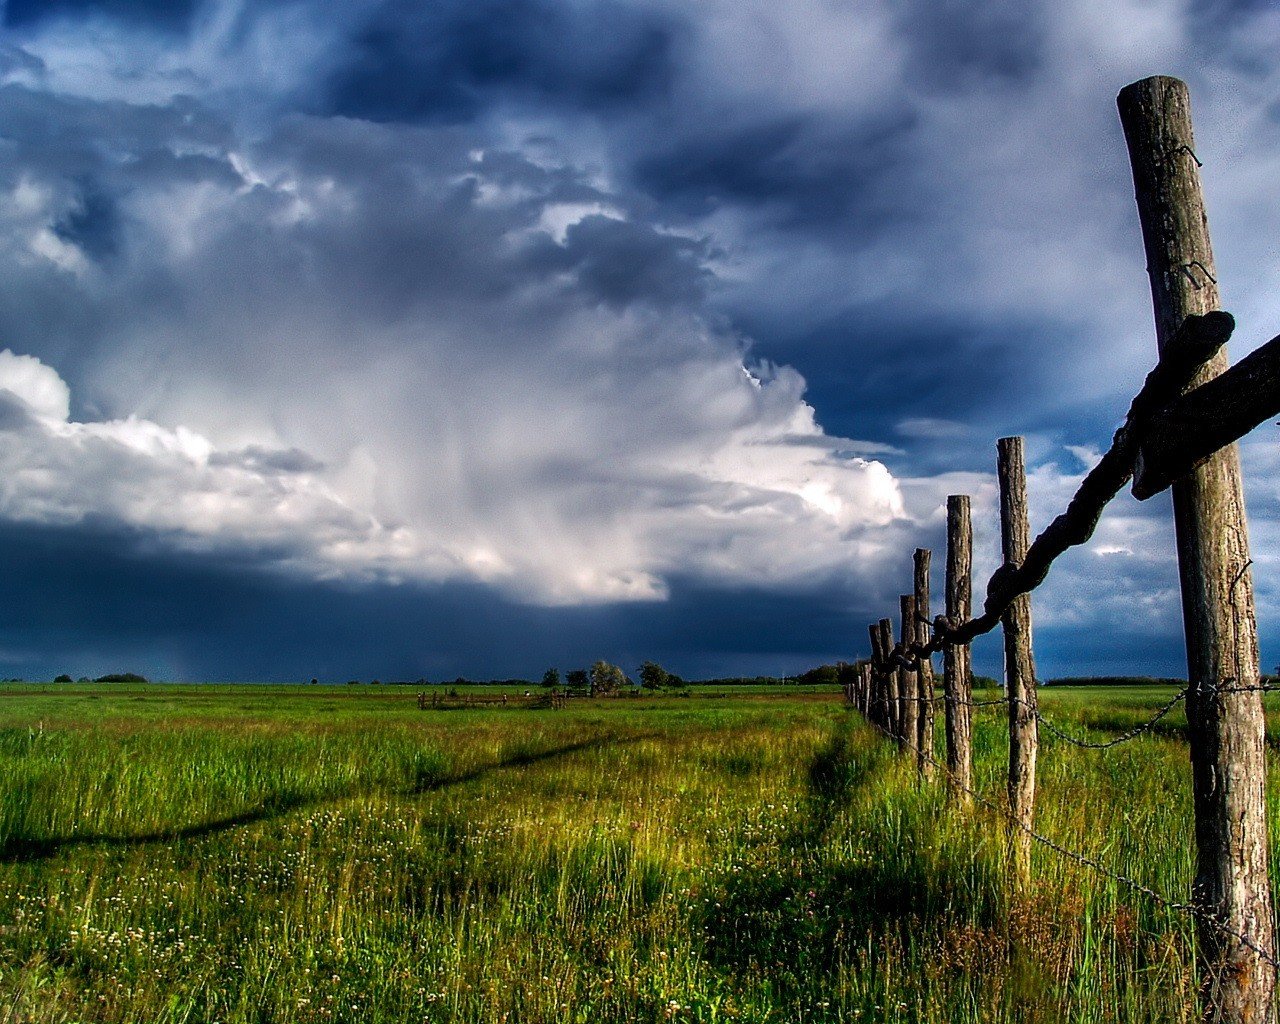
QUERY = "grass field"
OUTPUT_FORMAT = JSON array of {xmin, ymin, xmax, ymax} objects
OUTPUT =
[{"xmin": 0, "ymin": 682, "xmax": 1277, "ymax": 1023}]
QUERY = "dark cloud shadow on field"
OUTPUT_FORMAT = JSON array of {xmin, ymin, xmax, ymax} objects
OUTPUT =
[
  {"xmin": 0, "ymin": 732, "xmax": 640, "ymax": 864},
  {"xmin": 699, "ymin": 718, "xmax": 1004, "ymax": 987}
]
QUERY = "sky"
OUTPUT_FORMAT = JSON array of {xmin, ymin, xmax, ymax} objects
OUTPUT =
[{"xmin": 0, "ymin": 0, "xmax": 1275, "ymax": 682}]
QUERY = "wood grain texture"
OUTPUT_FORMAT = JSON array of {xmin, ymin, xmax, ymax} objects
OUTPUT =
[
  {"xmin": 868, "ymin": 623, "xmax": 887, "ymax": 730},
  {"xmin": 1119, "ymin": 74, "xmax": 1273, "ymax": 1023},
  {"xmin": 1135, "ymin": 328, "xmax": 1280, "ymax": 499},
  {"xmin": 997, "ymin": 436, "xmax": 1037, "ymax": 890},
  {"xmin": 878, "ymin": 618, "xmax": 899, "ymax": 741},
  {"xmin": 899, "ymin": 594, "xmax": 918, "ymax": 757},
  {"xmin": 914, "ymin": 548, "xmax": 935, "ymax": 779},
  {"xmin": 944, "ymin": 496, "xmax": 974, "ymax": 805}
]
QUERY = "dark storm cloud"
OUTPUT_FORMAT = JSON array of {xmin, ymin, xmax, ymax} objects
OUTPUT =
[
  {"xmin": 0, "ymin": 520, "xmax": 898, "ymax": 681},
  {"xmin": 630, "ymin": 111, "xmax": 918, "ymax": 231},
  {"xmin": 0, "ymin": 83, "xmax": 232, "ymax": 179},
  {"xmin": 893, "ymin": 1, "xmax": 1046, "ymax": 89},
  {"xmin": 53, "ymin": 182, "xmax": 121, "ymax": 260},
  {"xmin": 534, "ymin": 214, "xmax": 713, "ymax": 310},
  {"xmin": 0, "ymin": 40, "xmax": 42, "ymax": 74},
  {"xmin": 5, "ymin": 0, "xmax": 196, "ymax": 31},
  {"xmin": 321, "ymin": 0, "xmax": 678, "ymax": 124}
]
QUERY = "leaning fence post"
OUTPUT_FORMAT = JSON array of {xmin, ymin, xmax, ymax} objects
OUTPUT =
[
  {"xmin": 879, "ymin": 617, "xmax": 900, "ymax": 741},
  {"xmin": 944, "ymin": 495, "xmax": 974, "ymax": 805},
  {"xmin": 913, "ymin": 549, "xmax": 936, "ymax": 778},
  {"xmin": 899, "ymin": 595, "xmax": 918, "ymax": 758},
  {"xmin": 998, "ymin": 436, "xmax": 1037, "ymax": 889},
  {"xmin": 1119, "ymin": 75, "xmax": 1274, "ymax": 1020}
]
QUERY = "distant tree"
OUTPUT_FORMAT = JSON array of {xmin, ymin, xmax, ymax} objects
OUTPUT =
[
  {"xmin": 796, "ymin": 665, "xmax": 840, "ymax": 686},
  {"xmin": 541, "ymin": 667, "xmax": 561, "ymax": 689},
  {"xmin": 310, "ymin": 678, "xmax": 319, "ymax": 685},
  {"xmin": 565, "ymin": 669, "xmax": 589, "ymax": 690},
  {"xmin": 590, "ymin": 660, "xmax": 626, "ymax": 695},
  {"xmin": 667, "ymin": 674, "xmax": 688, "ymax": 689},
  {"xmin": 639, "ymin": 661, "xmax": 670, "ymax": 690},
  {"xmin": 53, "ymin": 674, "xmax": 73, "ymax": 683},
  {"xmin": 95, "ymin": 672, "xmax": 147, "ymax": 683}
]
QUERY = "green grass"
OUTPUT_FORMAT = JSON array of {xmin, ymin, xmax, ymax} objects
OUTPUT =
[{"xmin": 0, "ymin": 683, "xmax": 1276, "ymax": 1022}]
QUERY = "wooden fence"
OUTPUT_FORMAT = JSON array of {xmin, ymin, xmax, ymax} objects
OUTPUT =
[{"xmin": 845, "ymin": 76, "xmax": 1280, "ymax": 1023}]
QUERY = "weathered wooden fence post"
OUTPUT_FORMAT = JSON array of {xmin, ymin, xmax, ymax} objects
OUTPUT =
[
  {"xmin": 943, "ymin": 495, "xmax": 974, "ymax": 805},
  {"xmin": 899, "ymin": 595, "xmax": 919, "ymax": 758},
  {"xmin": 1119, "ymin": 75, "xmax": 1275, "ymax": 1020},
  {"xmin": 914, "ymin": 548, "xmax": 936, "ymax": 778},
  {"xmin": 879, "ymin": 617, "xmax": 900, "ymax": 741},
  {"xmin": 998, "ymin": 436, "xmax": 1037, "ymax": 889},
  {"xmin": 868, "ymin": 623, "xmax": 885, "ymax": 730}
]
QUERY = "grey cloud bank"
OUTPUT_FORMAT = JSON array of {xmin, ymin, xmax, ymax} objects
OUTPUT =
[{"xmin": 0, "ymin": 0, "xmax": 1274, "ymax": 680}]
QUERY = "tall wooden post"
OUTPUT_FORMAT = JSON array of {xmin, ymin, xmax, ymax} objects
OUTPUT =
[
  {"xmin": 1119, "ymin": 76, "xmax": 1274, "ymax": 1021},
  {"xmin": 914, "ymin": 548, "xmax": 936, "ymax": 778},
  {"xmin": 998, "ymin": 436, "xmax": 1037, "ymax": 889},
  {"xmin": 879, "ymin": 618, "xmax": 899, "ymax": 741},
  {"xmin": 899, "ymin": 595, "xmax": 919, "ymax": 758},
  {"xmin": 868, "ymin": 623, "xmax": 886, "ymax": 730},
  {"xmin": 944, "ymin": 495, "xmax": 974, "ymax": 805}
]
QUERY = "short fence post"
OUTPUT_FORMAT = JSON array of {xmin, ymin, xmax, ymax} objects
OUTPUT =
[
  {"xmin": 879, "ymin": 617, "xmax": 900, "ymax": 741},
  {"xmin": 998, "ymin": 436, "xmax": 1037, "ymax": 889},
  {"xmin": 899, "ymin": 595, "xmax": 918, "ymax": 758},
  {"xmin": 943, "ymin": 495, "xmax": 974, "ymax": 805},
  {"xmin": 913, "ymin": 548, "xmax": 935, "ymax": 778},
  {"xmin": 1119, "ymin": 75, "xmax": 1274, "ymax": 1020}
]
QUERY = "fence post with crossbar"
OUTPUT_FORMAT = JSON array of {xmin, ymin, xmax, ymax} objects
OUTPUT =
[{"xmin": 1119, "ymin": 75, "xmax": 1275, "ymax": 1021}]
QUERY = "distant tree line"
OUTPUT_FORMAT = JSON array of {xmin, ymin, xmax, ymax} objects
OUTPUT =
[{"xmin": 52, "ymin": 673, "xmax": 147, "ymax": 683}]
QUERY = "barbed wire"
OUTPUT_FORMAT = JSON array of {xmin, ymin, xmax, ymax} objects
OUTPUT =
[
  {"xmin": 856, "ymin": 678, "xmax": 1280, "ymax": 749},
  {"xmin": 855, "ymin": 710, "xmax": 1280, "ymax": 972},
  {"xmin": 1027, "ymin": 689, "xmax": 1190, "ymax": 749},
  {"xmin": 876, "ymin": 312, "xmax": 1237, "ymax": 667}
]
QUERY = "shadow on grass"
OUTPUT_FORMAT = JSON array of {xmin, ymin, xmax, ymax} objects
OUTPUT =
[
  {"xmin": 700, "ymin": 721, "xmax": 1003, "ymax": 986},
  {"xmin": 0, "ymin": 732, "xmax": 650, "ymax": 864}
]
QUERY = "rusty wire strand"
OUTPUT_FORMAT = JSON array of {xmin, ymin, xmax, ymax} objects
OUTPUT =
[{"xmin": 854, "ymin": 709, "xmax": 1280, "ymax": 972}]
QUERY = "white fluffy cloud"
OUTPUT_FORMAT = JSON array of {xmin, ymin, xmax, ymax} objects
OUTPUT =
[{"xmin": 0, "ymin": 326, "xmax": 906, "ymax": 604}]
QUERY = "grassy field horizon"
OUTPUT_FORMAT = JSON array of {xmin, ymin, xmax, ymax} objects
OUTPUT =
[{"xmin": 0, "ymin": 682, "xmax": 1272, "ymax": 1022}]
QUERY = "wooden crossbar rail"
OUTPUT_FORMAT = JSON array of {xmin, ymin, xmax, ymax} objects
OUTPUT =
[{"xmin": 882, "ymin": 310, "xmax": 1240, "ymax": 668}]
